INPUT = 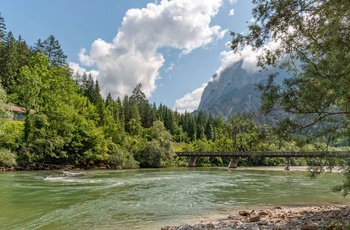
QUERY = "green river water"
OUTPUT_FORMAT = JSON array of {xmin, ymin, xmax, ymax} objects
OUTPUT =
[{"xmin": 0, "ymin": 167, "xmax": 349, "ymax": 230}]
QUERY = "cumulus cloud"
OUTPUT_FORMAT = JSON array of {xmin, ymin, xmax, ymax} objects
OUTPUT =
[
  {"xmin": 78, "ymin": 0, "xmax": 226, "ymax": 98},
  {"xmin": 215, "ymin": 45, "xmax": 259, "ymax": 78},
  {"xmin": 78, "ymin": 48, "xmax": 94, "ymax": 66},
  {"xmin": 172, "ymin": 44, "xmax": 261, "ymax": 112},
  {"xmin": 173, "ymin": 44, "xmax": 265, "ymax": 112},
  {"xmin": 214, "ymin": 39, "xmax": 281, "ymax": 81},
  {"xmin": 228, "ymin": 0, "xmax": 237, "ymax": 5},
  {"xmin": 173, "ymin": 83, "xmax": 207, "ymax": 113},
  {"xmin": 165, "ymin": 62, "xmax": 175, "ymax": 72},
  {"xmin": 229, "ymin": 9, "xmax": 234, "ymax": 16},
  {"xmin": 69, "ymin": 62, "xmax": 99, "ymax": 80}
]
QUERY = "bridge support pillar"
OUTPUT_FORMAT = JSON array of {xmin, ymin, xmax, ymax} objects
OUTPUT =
[
  {"xmin": 228, "ymin": 156, "xmax": 238, "ymax": 168},
  {"xmin": 285, "ymin": 157, "xmax": 290, "ymax": 171},
  {"xmin": 187, "ymin": 156, "xmax": 196, "ymax": 167}
]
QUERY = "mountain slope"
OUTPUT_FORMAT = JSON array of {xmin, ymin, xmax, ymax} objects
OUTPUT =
[{"xmin": 197, "ymin": 60, "xmax": 282, "ymax": 117}]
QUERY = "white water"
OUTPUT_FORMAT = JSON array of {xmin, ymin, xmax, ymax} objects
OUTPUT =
[{"xmin": 0, "ymin": 167, "xmax": 349, "ymax": 229}]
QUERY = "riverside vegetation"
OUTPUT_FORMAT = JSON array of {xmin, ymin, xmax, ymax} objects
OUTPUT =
[
  {"xmin": 0, "ymin": 0, "xmax": 350, "ymax": 192},
  {"xmin": 1, "ymin": 10, "xmax": 343, "ymax": 172},
  {"xmin": 1, "ymin": 0, "xmax": 350, "ymax": 228}
]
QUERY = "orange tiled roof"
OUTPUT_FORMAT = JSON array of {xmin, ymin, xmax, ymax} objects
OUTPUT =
[{"xmin": 7, "ymin": 105, "xmax": 36, "ymax": 114}]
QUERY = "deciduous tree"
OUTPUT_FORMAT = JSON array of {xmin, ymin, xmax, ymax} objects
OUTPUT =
[{"xmin": 231, "ymin": 0, "xmax": 350, "ymax": 195}]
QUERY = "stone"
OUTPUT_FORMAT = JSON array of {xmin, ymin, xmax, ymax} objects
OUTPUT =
[
  {"xmin": 239, "ymin": 210, "xmax": 251, "ymax": 216},
  {"xmin": 205, "ymin": 223, "xmax": 215, "ymax": 229},
  {"xmin": 249, "ymin": 214, "xmax": 260, "ymax": 222},
  {"xmin": 163, "ymin": 205, "xmax": 350, "ymax": 230},
  {"xmin": 257, "ymin": 220, "xmax": 268, "ymax": 225},
  {"xmin": 258, "ymin": 211, "xmax": 269, "ymax": 216},
  {"xmin": 301, "ymin": 225, "xmax": 318, "ymax": 230}
]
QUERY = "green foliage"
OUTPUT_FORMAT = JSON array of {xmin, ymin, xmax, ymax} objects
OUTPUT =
[
  {"xmin": 232, "ymin": 0, "xmax": 350, "ymax": 142},
  {"xmin": 0, "ymin": 85, "xmax": 12, "ymax": 139},
  {"xmin": 0, "ymin": 121, "xmax": 24, "ymax": 150},
  {"xmin": 0, "ymin": 12, "xmax": 6, "ymax": 41},
  {"xmin": 230, "ymin": 0, "xmax": 350, "ymax": 194},
  {"xmin": 107, "ymin": 143, "xmax": 138, "ymax": 169},
  {"xmin": 134, "ymin": 121, "xmax": 174, "ymax": 167},
  {"xmin": 32, "ymin": 35, "xmax": 67, "ymax": 67},
  {"xmin": 0, "ymin": 84, "xmax": 11, "ymax": 119},
  {"xmin": 1, "ymin": 11, "xmax": 349, "ymax": 173},
  {"xmin": 0, "ymin": 148, "xmax": 17, "ymax": 167},
  {"xmin": 0, "ymin": 31, "xmax": 31, "ymax": 96}
]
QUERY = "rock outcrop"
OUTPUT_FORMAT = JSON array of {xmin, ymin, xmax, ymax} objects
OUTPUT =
[{"xmin": 196, "ymin": 60, "xmax": 285, "ymax": 117}]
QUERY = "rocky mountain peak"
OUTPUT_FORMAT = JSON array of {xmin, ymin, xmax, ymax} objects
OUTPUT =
[{"xmin": 197, "ymin": 60, "xmax": 281, "ymax": 117}]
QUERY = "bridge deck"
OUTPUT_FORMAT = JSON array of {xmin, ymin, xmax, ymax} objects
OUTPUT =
[{"xmin": 176, "ymin": 151, "xmax": 350, "ymax": 158}]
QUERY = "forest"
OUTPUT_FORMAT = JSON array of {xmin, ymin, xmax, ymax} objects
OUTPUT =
[{"xmin": 0, "ymin": 11, "xmax": 348, "ymax": 170}]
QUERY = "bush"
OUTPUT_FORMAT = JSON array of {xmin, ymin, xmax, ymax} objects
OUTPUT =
[
  {"xmin": 0, "ymin": 148, "xmax": 17, "ymax": 167},
  {"xmin": 0, "ymin": 121, "xmax": 25, "ymax": 150},
  {"xmin": 108, "ymin": 144, "xmax": 139, "ymax": 169}
]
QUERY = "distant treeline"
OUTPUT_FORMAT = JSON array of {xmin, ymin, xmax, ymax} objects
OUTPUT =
[{"xmin": 0, "ymin": 12, "xmax": 347, "ymax": 170}]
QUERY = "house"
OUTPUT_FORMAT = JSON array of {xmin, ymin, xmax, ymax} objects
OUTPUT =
[{"xmin": 7, "ymin": 105, "xmax": 36, "ymax": 121}]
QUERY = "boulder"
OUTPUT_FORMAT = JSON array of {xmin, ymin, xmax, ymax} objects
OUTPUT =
[
  {"xmin": 249, "ymin": 211, "xmax": 260, "ymax": 222},
  {"xmin": 239, "ymin": 210, "xmax": 251, "ymax": 216}
]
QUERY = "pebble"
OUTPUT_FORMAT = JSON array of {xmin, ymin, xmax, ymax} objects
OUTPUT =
[{"xmin": 164, "ymin": 205, "xmax": 350, "ymax": 229}]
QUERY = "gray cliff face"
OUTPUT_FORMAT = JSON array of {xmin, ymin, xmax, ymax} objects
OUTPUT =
[{"xmin": 197, "ymin": 60, "xmax": 278, "ymax": 117}]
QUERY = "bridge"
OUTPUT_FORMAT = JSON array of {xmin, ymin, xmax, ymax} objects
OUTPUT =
[{"xmin": 175, "ymin": 151, "xmax": 350, "ymax": 170}]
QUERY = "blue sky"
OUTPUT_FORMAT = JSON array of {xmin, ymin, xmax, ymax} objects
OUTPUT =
[{"xmin": 0, "ymin": 0, "xmax": 254, "ymax": 112}]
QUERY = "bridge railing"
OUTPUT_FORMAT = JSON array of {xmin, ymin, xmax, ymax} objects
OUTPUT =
[{"xmin": 175, "ymin": 151, "xmax": 350, "ymax": 158}]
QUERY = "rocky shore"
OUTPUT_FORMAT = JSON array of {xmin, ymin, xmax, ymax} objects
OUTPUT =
[{"xmin": 162, "ymin": 205, "xmax": 350, "ymax": 230}]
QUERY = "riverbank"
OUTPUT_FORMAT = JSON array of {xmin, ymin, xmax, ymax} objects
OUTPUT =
[{"xmin": 162, "ymin": 205, "xmax": 350, "ymax": 229}]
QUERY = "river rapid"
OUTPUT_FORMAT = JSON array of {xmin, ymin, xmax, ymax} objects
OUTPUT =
[{"xmin": 0, "ymin": 167, "xmax": 349, "ymax": 229}]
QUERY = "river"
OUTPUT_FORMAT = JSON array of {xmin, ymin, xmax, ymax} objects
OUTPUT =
[{"xmin": 0, "ymin": 167, "xmax": 349, "ymax": 229}]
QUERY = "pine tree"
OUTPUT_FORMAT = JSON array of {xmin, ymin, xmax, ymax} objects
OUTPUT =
[
  {"xmin": 0, "ymin": 13, "xmax": 6, "ymax": 43},
  {"xmin": 32, "ymin": 35, "xmax": 67, "ymax": 66},
  {"xmin": 0, "ymin": 32, "xmax": 31, "ymax": 95},
  {"xmin": 130, "ymin": 83, "xmax": 153, "ymax": 128},
  {"xmin": 105, "ymin": 92, "xmax": 113, "ymax": 107}
]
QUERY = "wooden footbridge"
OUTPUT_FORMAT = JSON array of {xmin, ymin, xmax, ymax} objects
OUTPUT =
[{"xmin": 175, "ymin": 151, "xmax": 350, "ymax": 170}]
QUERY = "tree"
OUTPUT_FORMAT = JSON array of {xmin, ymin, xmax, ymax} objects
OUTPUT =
[
  {"xmin": 130, "ymin": 83, "xmax": 154, "ymax": 128},
  {"xmin": 0, "ymin": 32, "xmax": 31, "ymax": 95},
  {"xmin": 32, "ymin": 35, "xmax": 67, "ymax": 66},
  {"xmin": 134, "ymin": 121, "xmax": 174, "ymax": 167},
  {"xmin": 231, "ymin": 0, "xmax": 350, "ymax": 195},
  {"xmin": 0, "ymin": 84, "xmax": 12, "ymax": 136},
  {"xmin": 0, "ymin": 13, "xmax": 5, "ymax": 42}
]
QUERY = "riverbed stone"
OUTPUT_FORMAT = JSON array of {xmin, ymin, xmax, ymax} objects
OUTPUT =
[
  {"xmin": 239, "ymin": 210, "xmax": 250, "ymax": 216},
  {"xmin": 249, "ymin": 214, "xmax": 260, "ymax": 222},
  {"xmin": 165, "ymin": 205, "xmax": 350, "ymax": 230}
]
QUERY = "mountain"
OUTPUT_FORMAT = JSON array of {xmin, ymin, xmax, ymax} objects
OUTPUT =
[{"xmin": 196, "ymin": 60, "xmax": 283, "ymax": 117}]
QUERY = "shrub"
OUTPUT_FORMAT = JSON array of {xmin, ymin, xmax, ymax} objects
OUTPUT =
[{"xmin": 0, "ymin": 148, "xmax": 17, "ymax": 167}]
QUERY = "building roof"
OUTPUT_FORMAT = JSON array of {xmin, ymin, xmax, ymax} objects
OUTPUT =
[{"xmin": 7, "ymin": 105, "xmax": 36, "ymax": 114}]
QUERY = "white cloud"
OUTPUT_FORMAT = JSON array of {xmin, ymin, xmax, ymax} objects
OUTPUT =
[
  {"xmin": 69, "ymin": 62, "xmax": 86, "ymax": 76},
  {"xmin": 214, "ymin": 45, "xmax": 259, "ymax": 79},
  {"xmin": 214, "ymin": 39, "xmax": 281, "ymax": 81},
  {"xmin": 69, "ymin": 62, "xmax": 99, "ymax": 80},
  {"xmin": 174, "ymin": 83, "xmax": 207, "ymax": 113},
  {"xmin": 229, "ymin": 9, "xmax": 234, "ymax": 16},
  {"xmin": 249, "ymin": 17, "xmax": 256, "ymax": 23},
  {"xmin": 172, "ymin": 44, "xmax": 263, "ymax": 112},
  {"xmin": 171, "ymin": 47, "xmax": 255, "ymax": 112},
  {"xmin": 228, "ymin": 0, "xmax": 237, "ymax": 5},
  {"xmin": 78, "ymin": 0, "xmax": 226, "ymax": 99},
  {"xmin": 78, "ymin": 48, "xmax": 94, "ymax": 66},
  {"xmin": 165, "ymin": 62, "xmax": 175, "ymax": 72}
]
